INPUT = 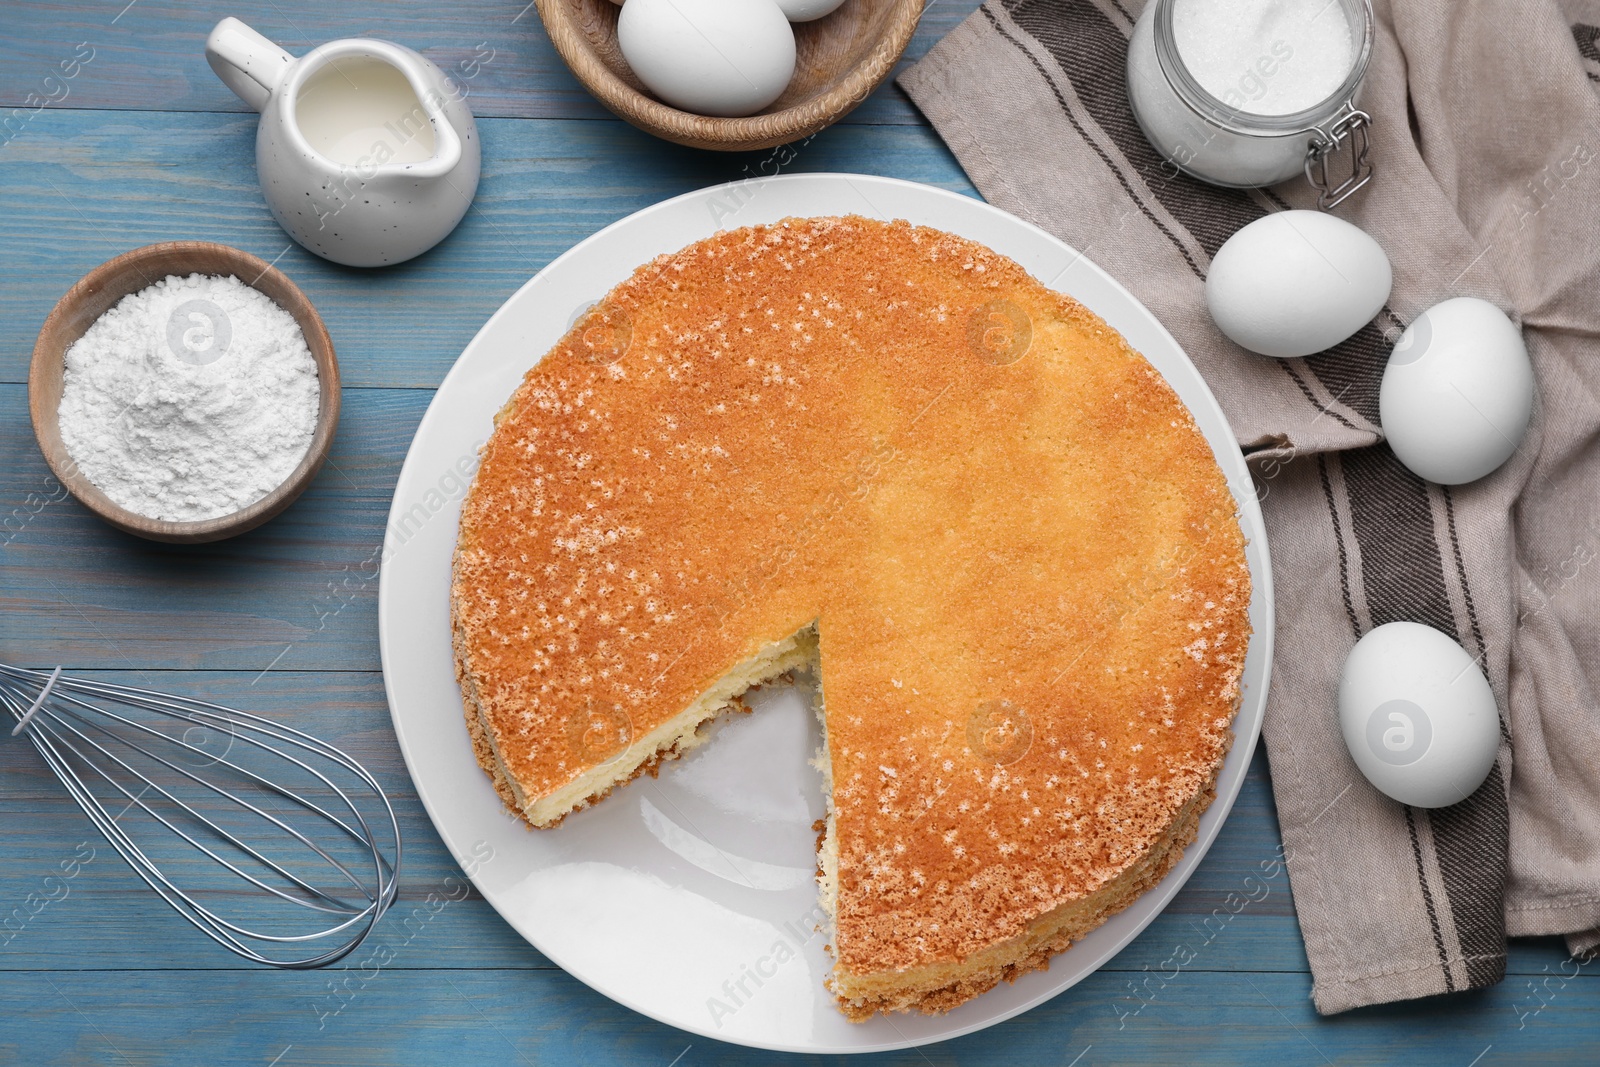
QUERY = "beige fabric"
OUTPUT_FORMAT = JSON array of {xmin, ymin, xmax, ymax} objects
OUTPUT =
[{"xmin": 899, "ymin": 0, "xmax": 1600, "ymax": 1014}]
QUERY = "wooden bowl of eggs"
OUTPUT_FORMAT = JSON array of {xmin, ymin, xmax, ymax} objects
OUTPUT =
[{"xmin": 536, "ymin": 0, "xmax": 923, "ymax": 151}]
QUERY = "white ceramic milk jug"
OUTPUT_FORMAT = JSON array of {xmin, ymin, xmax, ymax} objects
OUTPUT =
[{"xmin": 205, "ymin": 17, "xmax": 481, "ymax": 268}]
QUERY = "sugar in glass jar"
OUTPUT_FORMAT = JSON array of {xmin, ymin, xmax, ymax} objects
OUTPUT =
[{"xmin": 1127, "ymin": 0, "xmax": 1375, "ymax": 206}]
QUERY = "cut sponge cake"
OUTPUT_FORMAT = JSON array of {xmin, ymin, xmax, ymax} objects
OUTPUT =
[{"xmin": 451, "ymin": 216, "xmax": 1251, "ymax": 1019}]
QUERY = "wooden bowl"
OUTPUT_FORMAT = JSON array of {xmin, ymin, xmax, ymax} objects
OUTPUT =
[
  {"xmin": 536, "ymin": 0, "xmax": 923, "ymax": 151},
  {"xmin": 29, "ymin": 241, "xmax": 340, "ymax": 544}
]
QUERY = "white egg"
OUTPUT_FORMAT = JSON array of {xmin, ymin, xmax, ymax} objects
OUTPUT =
[
  {"xmin": 1338, "ymin": 622, "xmax": 1500, "ymax": 809},
  {"xmin": 1379, "ymin": 297, "xmax": 1534, "ymax": 486},
  {"xmin": 774, "ymin": 0, "xmax": 847, "ymax": 21},
  {"xmin": 618, "ymin": 0, "xmax": 796, "ymax": 118},
  {"xmin": 1205, "ymin": 210, "xmax": 1392, "ymax": 358}
]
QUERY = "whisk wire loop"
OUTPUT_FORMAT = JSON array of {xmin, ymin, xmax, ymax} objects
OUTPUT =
[
  {"xmin": 37, "ymin": 688, "xmax": 384, "ymax": 898},
  {"xmin": 1, "ymin": 662, "xmax": 401, "ymax": 969},
  {"xmin": 25, "ymin": 704, "xmax": 376, "ymax": 921}
]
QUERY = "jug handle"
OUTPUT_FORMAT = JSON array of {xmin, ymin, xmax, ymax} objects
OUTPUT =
[{"xmin": 205, "ymin": 18, "xmax": 293, "ymax": 112}]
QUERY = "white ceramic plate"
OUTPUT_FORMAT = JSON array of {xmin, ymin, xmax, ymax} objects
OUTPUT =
[{"xmin": 378, "ymin": 174, "xmax": 1274, "ymax": 1054}]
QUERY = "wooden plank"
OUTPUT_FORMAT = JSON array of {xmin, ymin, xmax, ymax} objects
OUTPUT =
[
  {"xmin": 6, "ymin": 964, "xmax": 1595, "ymax": 1066},
  {"xmin": 0, "ymin": 0, "xmax": 981, "ymax": 124},
  {"xmin": 0, "ymin": 110, "xmax": 976, "ymax": 391},
  {"xmin": 0, "ymin": 385, "xmax": 419, "ymax": 672},
  {"xmin": 4, "ymin": 5, "xmax": 1577, "ymax": 1057},
  {"xmin": 4, "ymin": 669, "xmax": 1302, "ymax": 971},
  {"xmin": 0, "ymin": 685, "xmax": 1579, "ymax": 984}
]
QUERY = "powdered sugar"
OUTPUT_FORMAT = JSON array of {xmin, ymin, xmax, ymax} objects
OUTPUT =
[
  {"xmin": 1172, "ymin": 0, "xmax": 1355, "ymax": 117},
  {"xmin": 57, "ymin": 273, "xmax": 320, "ymax": 523}
]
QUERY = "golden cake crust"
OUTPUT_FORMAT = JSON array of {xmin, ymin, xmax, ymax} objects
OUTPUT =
[{"xmin": 451, "ymin": 216, "xmax": 1251, "ymax": 1017}]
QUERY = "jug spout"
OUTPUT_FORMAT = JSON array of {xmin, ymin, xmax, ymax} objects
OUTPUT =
[
  {"xmin": 206, "ymin": 18, "xmax": 293, "ymax": 112},
  {"xmin": 292, "ymin": 47, "xmax": 464, "ymax": 179}
]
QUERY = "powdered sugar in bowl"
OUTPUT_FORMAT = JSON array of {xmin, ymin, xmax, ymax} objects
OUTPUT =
[{"xmin": 30, "ymin": 242, "xmax": 340, "ymax": 543}]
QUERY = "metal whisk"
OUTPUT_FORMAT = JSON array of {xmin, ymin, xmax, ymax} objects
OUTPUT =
[{"xmin": 1, "ymin": 663, "xmax": 400, "ymax": 968}]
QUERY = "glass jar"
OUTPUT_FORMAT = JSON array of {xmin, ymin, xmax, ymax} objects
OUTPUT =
[{"xmin": 1127, "ymin": 0, "xmax": 1375, "ymax": 207}]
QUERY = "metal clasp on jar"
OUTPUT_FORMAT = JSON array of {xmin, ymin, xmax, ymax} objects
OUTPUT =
[{"xmin": 1305, "ymin": 105, "xmax": 1374, "ymax": 210}]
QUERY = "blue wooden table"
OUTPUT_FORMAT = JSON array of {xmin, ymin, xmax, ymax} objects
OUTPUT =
[{"xmin": 1, "ymin": 3, "xmax": 1594, "ymax": 1064}]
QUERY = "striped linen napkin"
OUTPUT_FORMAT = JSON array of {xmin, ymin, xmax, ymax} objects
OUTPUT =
[{"xmin": 899, "ymin": 0, "xmax": 1600, "ymax": 1014}]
